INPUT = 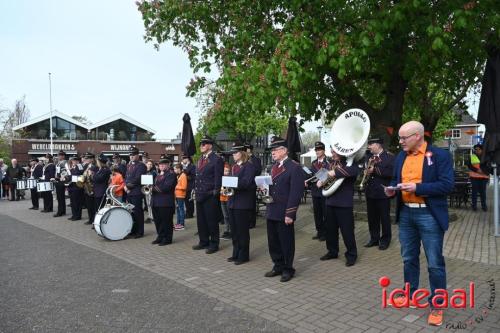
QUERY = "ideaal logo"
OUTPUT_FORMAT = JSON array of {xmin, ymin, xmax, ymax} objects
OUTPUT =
[
  {"xmin": 379, "ymin": 276, "xmax": 475, "ymax": 309},
  {"xmin": 379, "ymin": 276, "xmax": 496, "ymax": 329}
]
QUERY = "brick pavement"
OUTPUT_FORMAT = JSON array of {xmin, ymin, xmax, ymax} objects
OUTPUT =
[{"xmin": 1, "ymin": 193, "xmax": 499, "ymax": 332}]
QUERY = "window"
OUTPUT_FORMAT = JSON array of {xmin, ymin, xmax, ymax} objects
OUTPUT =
[{"xmin": 444, "ymin": 129, "xmax": 461, "ymax": 139}]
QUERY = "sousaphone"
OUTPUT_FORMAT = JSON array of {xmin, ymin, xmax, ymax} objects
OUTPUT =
[{"xmin": 322, "ymin": 108, "xmax": 371, "ymax": 197}]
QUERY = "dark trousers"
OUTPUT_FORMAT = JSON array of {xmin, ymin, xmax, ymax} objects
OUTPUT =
[
  {"xmin": 185, "ymin": 190, "xmax": 194, "ymax": 217},
  {"xmin": 471, "ymin": 178, "xmax": 488, "ymax": 210},
  {"xmin": 8, "ymin": 184, "xmax": 19, "ymax": 201},
  {"xmin": 55, "ymin": 184, "xmax": 66, "ymax": 215},
  {"xmin": 249, "ymin": 193, "xmax": 257, "ymax": 228},
  {"xmin": 128, "ymin": 194, "xmax": 145, "ymax": 236},
  {"xmin": 69, "ymin": 190, "xmax": 83, "ymax": 219},
  {"xmin": 42, "ymin": 191, "xmax": 53, "ymax": 212},
  {"xmin": 152, "ymin": 206, "xmax": 175, "ymax": 242},
  {"xmin": 266, "ymin": 219, "xmax": 295, "ymax": 274},
  {"xmin": 85, "ymin": 193, "xmax": 96, "ymax": 222},
  {"xmin": 30, "ymin": 188, "xmax": 39, "ymax": 208},
  {"xmin": 312, "ymin": 195, "xmax": 326, "ymax": 237},
  {"xmin": 325, "ymin": 206, "xmax": 357, "ymax": 262},
  {"xmin": 229, "ymin": 208, "xmax": 251, "ymax": 261},
  {"xmin": 366, "ymin": 197, "xmax": 392, "ymax": 246},
  {"xmin": 196, "ymin": 196, "xmax": 220, "ymax": 249}
]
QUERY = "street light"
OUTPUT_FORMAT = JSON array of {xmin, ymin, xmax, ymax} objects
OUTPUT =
[
  {"xmin": 48, "ymin": 72, "xmax": 54, "ymax": 155},
  {"xmin": 317, "ymin": 125, "xmax": 323, "ymax": 142}
]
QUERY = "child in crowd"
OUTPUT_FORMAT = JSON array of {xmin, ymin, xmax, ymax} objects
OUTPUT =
[
  {"xmin": 174, "ymin": 163, "xmax": 187, "ymax": 230},
  {"xmin": 110, "ymin": 166, "xmax": 125, "ymax": 202}
]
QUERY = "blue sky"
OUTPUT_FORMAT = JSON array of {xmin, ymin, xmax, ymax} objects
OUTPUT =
[
  {"xmin": 0, "ymin": 0, "xmax": 200, "ymax": 140},
  {"xmin": 0, "ymin": 0, "xmax": 481, "ymax": 142}
]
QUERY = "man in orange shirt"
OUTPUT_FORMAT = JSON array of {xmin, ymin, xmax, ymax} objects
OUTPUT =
[{"xmin": 385, "ymin": 121, "xmax": 454, "ymax": 326}]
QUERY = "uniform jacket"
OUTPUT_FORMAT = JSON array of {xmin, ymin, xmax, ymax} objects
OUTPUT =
[
  {"xmin": 31, "ymin": 164, "xmax": 43, "ymax": 179},
  {"xmin": 249, "ymin": 155, "xmax": 262, "ymax": 176},
  {"xmin": 194, "ymin": 151, "xmax": 224, "ymax": 202},
  {"xmin": 152, "ymin": 170, "xmax": 177, "ymax": 207},
  {"xmin": 184, "ymin": 163, "xmax": 196, "ymax": 191},
  {"xmin": 228, "ymin": 161, "xmax": 256, "ymax": 210},
  {"xmin": 68, "ymin": 164, "xmax": 84, "ymax": 193},
  {"xmin": 309, "ymin": 157, "xmax": 330, "ymax": 198},
  {"xmin": 93, "ymin": 167, "xmax": 111, "ymax": 198},
  {"xmin": 42, "ymin": 163, "xmax": 56, "ymax": 181},
  {"xmin": 325, "ymin": 160, "xmax": 359, "ymax": 208},
  {"xmin": 125, "ymin": 161, "xmax": 147, "ymax": 197},
  {"xmin": 115, "ymin": 163, "xmax": 127, "ymax": 177},
  {"xmin": 364, "ymin": 150, "xmax": 395, "ymax": 199},
  {"xmin": 390, "ymin": 144, "xmax": 454, "ymax": 231},
  {"xmin": 266, "ymin": 158, "xmax": 304, "ymax": 221}
]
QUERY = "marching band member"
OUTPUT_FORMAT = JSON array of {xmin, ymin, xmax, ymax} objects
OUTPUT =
[
  {"xmin": 245, "ymin": 143, "xmax": 262, "ymax": 229},
  {"xmin": 308, "ymin": 141, "xmax": 329, "ymax": 241},
  {"xmin": 151, "ymin": 157, "xmax": 177, "ymax": 246},
  {"xmin": 41, "ymin": 154, "xmax": 55, "ymax": 213},
  {"xmin": 263, "ymin": 136, "xmax": 304, "ymax": 282},
  {"xmin": 124, "ymin": 146, "xmax": 147, "ymax": 239},
  {"xmin": 144, "ymin": 159, "xmax": 157, "ymax": 223},
  {"xmin": 93, "ymin": 154, "xmax": 112, "ymax": 213},
  {"xmin": 54, "ymin": 150, "xmax": 69, "ymax": 217},
  {"xmin": 318, "ymin": 148, "xmax": 359, "ymax": 267},
  {"xmin": 192, "ymin": 136, "xmax": 224, "ymax": 254},
  {"xmin": 227, "ymin": 142, "xmax": 256, "ymax": 265},
  {"xmin": 181, "ymin": 155, "xmax": 196, "ymax": 218},
  {"xmin": 67, "ymin": 156, "xmax": 84, "ymax": 221},
  {"xmin": 363, "ymin": 137, "xmax": 394, "ymax": 250},
  {"xmin": 28, "ymin": 158, "xmax": 43, "ymax": 210},
  {"xmin": 82, "ymin": 153, "xmax": 98, "ymax": 225}
]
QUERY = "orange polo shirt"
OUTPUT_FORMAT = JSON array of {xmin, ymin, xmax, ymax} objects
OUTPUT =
[{"xmin": 401, "ymin": 141, "xmax": 427, "ymax": 204}]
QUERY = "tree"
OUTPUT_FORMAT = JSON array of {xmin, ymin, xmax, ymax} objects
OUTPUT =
[
  {"xmin": 0, "ymin": 96, "xmax": 30, "ymax": 141},
  {"xmin": 301, "ymin": 131, "xmax": 320, "ymax": 150},
  {"xmin": 138, "ymin": 0, "xmax": 498, "ymax": 146}
]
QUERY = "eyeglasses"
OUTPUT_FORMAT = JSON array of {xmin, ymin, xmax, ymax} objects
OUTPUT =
[{"xmin": 398, "ymin": 133, "xmax": 417, "ymax": 141}]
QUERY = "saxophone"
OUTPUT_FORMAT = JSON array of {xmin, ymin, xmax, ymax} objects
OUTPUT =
[
  {"xmin": 82, "ymin": 165, "xmax": 95, "ymax": 196},
  {"xmin": 359, "ymin": 156, "xmax": 381, "ymax": 191}
]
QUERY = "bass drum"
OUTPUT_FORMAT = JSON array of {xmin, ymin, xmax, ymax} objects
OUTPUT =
[{"xmin": 94, "ymin": 206, "xmax": 133, "ymax": 241}]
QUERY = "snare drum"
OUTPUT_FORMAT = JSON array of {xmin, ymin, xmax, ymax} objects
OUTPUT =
[
  {"xmin": 16, "ymin": 179, "xmax": 27, "ymax": 190},
  {"xmin": 37, "ymin": 182, "xmax": 54, "ymax": 192},
  {"xmin": 27, "ymin": 178, "xmax": 38, "ymax": 189},
  {"xmin": 94, "ymin": 206, "xmax": 133, "ymax": 241}
]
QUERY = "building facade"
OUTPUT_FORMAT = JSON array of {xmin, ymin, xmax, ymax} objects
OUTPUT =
[{"xmin": 12, "ymin": 111, "xmax": 181, "ymax": 164}]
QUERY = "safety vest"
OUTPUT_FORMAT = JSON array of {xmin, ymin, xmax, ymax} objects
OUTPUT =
[{"xmin": 469, "ymin": 154, "xmax": 489, "ymax": 179}]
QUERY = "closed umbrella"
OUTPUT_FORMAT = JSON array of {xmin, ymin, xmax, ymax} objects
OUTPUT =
[
  {"xmin": 286, "ymin": 116, "xmax": 302, "ymax": 162},
  {"xmin": 477, "ymin": 47, "xmax": 500, "ymax": 236},
  {"xmin": 181, "ymin": 113, "xmax": 196, "ymax": 157}
]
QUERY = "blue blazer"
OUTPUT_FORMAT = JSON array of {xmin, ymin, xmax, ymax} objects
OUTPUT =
[
  {"xmin": 228, "ymin": 161, "xmax": 256, "ymax": 210},
  {"xmin": 152, "ymin": 170, "xmax": 177, "ymax": 208},
  {"xmin": 390, "ymin": 144, "xmax": 454, "ymax": 231}
]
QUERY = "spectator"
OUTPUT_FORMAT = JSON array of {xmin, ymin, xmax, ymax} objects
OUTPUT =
[
  {"xmin": 174, "ymin": 163, "xmax": 187, "ymax": 230},
  {"xmin": 6, "ymin": 159, "xmax": 25, "ymax": 201}
]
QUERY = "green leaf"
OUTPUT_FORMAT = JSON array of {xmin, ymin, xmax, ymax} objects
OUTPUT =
[{"xmin": 432, "ymin": 37, "xmax": 444, "ymax": 50}]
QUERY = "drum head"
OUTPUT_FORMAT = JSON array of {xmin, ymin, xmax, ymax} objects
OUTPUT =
[{"xmin": 96, "ymin": 207, "xmax": 133, "ymax": 241}]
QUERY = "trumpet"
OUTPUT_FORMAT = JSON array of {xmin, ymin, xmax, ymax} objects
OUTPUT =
[
  {"xmin": 141, "ymin": 185, "xmax": 153, "ymax": 195},
  {"xmin": 220, "ymin": 186, "xmax": 235, "ymax": 196}
]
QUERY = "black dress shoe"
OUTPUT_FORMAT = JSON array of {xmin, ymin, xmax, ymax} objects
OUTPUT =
[
  {"xmin": 379, "ymin": 243, "xmax": 390, "ymax": 250},
  {"xmin": 151, "ymin": 239, "xmax": 160, "ymax": 244},
  {"xmin": 319, "ymin": 236, "xmax": 326, "ymax": 242},
  {"xmin": 345, "ymin": 260, "xmax": 356, "ymax": 267},
  {"xmin": 73, "ymin": 217, "xmax": 82, "ymax": 221},
  {"xmin": 29, "ymin": 207, "xmax": 36, "ymax": 210},
  {"xmin": 280, "ymin": 272, "xmax": 293, "ymax": 282},
  {"xmin": 53, "ymin": 213, "xmax": 62, "ymax": 217},
  {"xmin": 234, "ymin": 260, "xmax": 249, "ymax": 265},
  {"xmin": 312, "ymin": 234, "xmax": 320, "ymax": 240},
  {"xmin": 264, "ymin": 270, "xmax": 282, "ymax": 278},
  {"xmin": 192, "ymin": 244, "xmax": 208, "ymax": 250},
  {"xmin": 67, "ymin": 217, "xmax": 75, "ymax": 220},
  {"xmin": 320, "ymin": 253, "xmax": 338, "ymax": 261},
  {"xmin": 205, "ymin": 248, "xmax": 218, "ymax": 254},
  {"xmin": 364, "ymin": 240, "xmax": 379, "ymax": 248},
  {"xmin": 227, "ymin": 257, "xmax": 236, "ymax": 262},
  {"xmin": 134, "ymin": 234, "xmax": 144, "ymax": 239},
  {"xmin": 158, "ymin": 241, "xmax": 171, "ymax": 246},
  {"xmin": 84, "ymin": 221, "xmax": 92, "ymax": 225}
]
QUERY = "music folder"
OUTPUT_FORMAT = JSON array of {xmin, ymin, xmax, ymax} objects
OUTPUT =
[
  {"xmin": 222, "ymin": 176, "xmax": 238, "ymax": 188},
  {"xmin": 141, "ymin": 175, "xmax": 154, "ymax": 185}
]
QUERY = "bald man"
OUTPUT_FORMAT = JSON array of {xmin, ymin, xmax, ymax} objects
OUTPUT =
[{"xmin": 384, "ymin": 121, "xmax": 454, "ymax": 326}]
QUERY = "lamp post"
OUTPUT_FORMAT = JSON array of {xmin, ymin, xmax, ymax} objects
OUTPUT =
[
  {"xmin": 48, "ymin": 72, "xmax": 54, "ymax": 155},
  {"xmin": 317, "ymin": 125, "xmax": 323, "ymax": 143}
]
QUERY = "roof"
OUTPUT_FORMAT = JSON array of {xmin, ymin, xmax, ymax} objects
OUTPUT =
[
  {"xmin": 454, "ymin": 109, "xmax": 478, "ymax": 126},
  {"xmin": 12, "ymin": 110, "xmax": 90, "ymax": 131},
  {"xmin": 87, "ymin": 113, "xmax": 156, "ymax": 134},
  {"xmin": 13, "ymin": 112, "xmax": 156, "ymax": 134}
]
